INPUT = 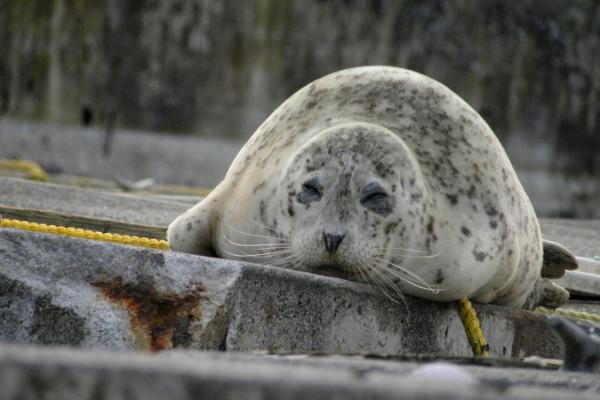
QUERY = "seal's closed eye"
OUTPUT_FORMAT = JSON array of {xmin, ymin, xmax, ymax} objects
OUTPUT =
[
  {"xmin": 361, "ymin": 182, "xmax": 388, "ymax": 202},
  {"xmin": 360, "ymin": 182, "xmax": 393, "ymax": 216},
  {"xmin": 299, "ymin": 177, "xmax": 323, "ymax": 204},
  {"xmin": 364, "ymin": 192, "xmax": 387, "ymax": 201}
]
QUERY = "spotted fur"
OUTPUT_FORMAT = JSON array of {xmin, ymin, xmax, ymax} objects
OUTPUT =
[{"xmin": 169, "ymin": 67, "xmax": 556, "ymax": 307}]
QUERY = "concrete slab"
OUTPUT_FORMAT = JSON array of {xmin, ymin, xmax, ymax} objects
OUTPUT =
[
  {"xmin": 555, "ymin": 271, "xmax": 600, "ymax": 298},
  {"xmin": 0, "ymin": 228, "xmax": 562, "ymax": 358},
  {"xmin": 539, "ymin": 221, "xmax": 600, "ymax": 297},
  {"xmin": 535, "ymin": 251, "xmax": 600, "ymax": 298},
  {"xmin": 1, "ymin": 345, "xmax": 598, "ymax": 400},
  {"xmin": 47, "ymin": 173, "xmax": 206, "ymax": 202},
  {"xmin": 575, "ymin": 257, "xmax": 600, "ymax": 275},
  {"xmin": 540, "ymin": 219, "xmax": 600, "ymax": 259},
  {"xmin": 0, "ymin": 177, "xmax": 188, "ymax": 227},
  {"xmin": 0, "ymin": 118, "xmax": 241, "ymax": 187}
]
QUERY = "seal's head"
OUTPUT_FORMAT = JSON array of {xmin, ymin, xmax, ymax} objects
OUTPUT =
[{"xmin": 274, "ymin": 122, "xmax": 439, "ymax": 297}]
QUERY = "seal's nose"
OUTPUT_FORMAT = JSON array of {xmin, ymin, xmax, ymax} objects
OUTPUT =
[{"xmin": 323, "ymin": 231, "xmax": 346, "ymax": 254}]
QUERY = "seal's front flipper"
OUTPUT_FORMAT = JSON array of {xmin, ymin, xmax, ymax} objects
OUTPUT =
[
  {"xmin": 167, "ymin": 199, "xmax": 216, "ymax": 256},
  {"xmin": 542, "ymin": 240, "xmax": 578, "ymax": 279},
  {"xmin": 548, "ymin": 317, "xmax": 600, "ymax": 373}
]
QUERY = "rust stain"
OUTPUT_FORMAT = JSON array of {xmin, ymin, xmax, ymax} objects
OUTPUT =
[{"xmin": 93, "ymin": 276, "xmax": 205, "ymax": 351}]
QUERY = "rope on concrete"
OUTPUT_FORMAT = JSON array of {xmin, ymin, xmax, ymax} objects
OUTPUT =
[
  {"xmin": 2, "ymin": 216, "xmax": 491, "ymax": 357},
  {"xmin": 0, "ymin": 217, "xmax": 170, "ymax": 251},
  {"xmin": 457, "ymin": 297, "xmax": 490, "ymax": 357},
  {"xmin": 535, "ymin": 306, "xmax": 600, "ymax": 324},
  {"xmin": 0, "ymin": 159, "xmax": 49, "ymax": 182}
]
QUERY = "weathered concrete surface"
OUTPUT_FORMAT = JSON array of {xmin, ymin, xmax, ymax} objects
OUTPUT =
[
  {"xmin": 574, "ymin": 257, "xmax": 600, "ymax": 275},
  {"xmin": 548, "ymin": 257, "xmax": 600, "ymax": 298},
  {"xmin": 0, "ymin": 228, "xmax": 239, "ymax": 351},
  {"xmin": 1, "ymin": 345, "xmax": 599, "ymax": 400},
  {"xmin": 0, "ymin": 177, "xmax": 189, "ymax": 227},
  {"xmin": 0, "ymin": 118, "xmax": 240, "ymax": 187},
  {"xmin": 556, "ymin": 271, "xmax": 600, "ymax": 298},
  {"xmin": 540, "ymin": 219, "xmax": 600, "ymax": 260},
  {"xmin": 0, "ymin": 228, "xmax": 562, "ymax": 358}
]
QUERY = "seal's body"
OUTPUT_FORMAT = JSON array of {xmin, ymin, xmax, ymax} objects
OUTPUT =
[{"xmin": 168, "ymin": 67, "xmax": 573, "ymax": 308}]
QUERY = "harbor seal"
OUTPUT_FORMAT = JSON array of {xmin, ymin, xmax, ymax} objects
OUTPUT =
[{"xmin": 168, "ymin": 66, "xmax": 576, "ymax": 308}]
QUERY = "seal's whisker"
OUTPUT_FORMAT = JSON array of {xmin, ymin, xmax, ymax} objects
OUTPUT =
[
  {"xmin": 374, "ymin": 261, "xmax": 434, "ymax": 291},
  {"xmin": 374, "ymin": 260, "xmax": 442, "ymax": 294},
  {"xmin": 389, "ymin": 245, "xmax": 449, "ymax": 259},
  {"xmin": 224, "ymin": 223, "xmax": 289, "ymax": 241},
  {"xmin": 273, "ymin": 256, "xmax": 305, "ymax": 271},
  {"xmin": 378, "ymin": 257, "xmax": 445, "ymax": 294},
  {"xmin": 250, "ymin": 219, "xmax": 286, "ymax": 236},
  {"xmin": 356, "ymin": 264, "xmax": 370, "ymax": 285},
  {"xmin": 373, "ymin": 246, "xmax": 430, "ymax": 254},
  {"xmin": 386, "ymin": 251, "xmax": 443, "ymax": 259},
  {"xmin": 227, "ymin": 243, "xmax": 290, "ymax": 249},
  {"xmin": 222, "ymin": 249, "xmax": 291, "ymax": 258},
  {"xmin": 269, "ymin": 254, "xmax": 299, "ymax": 267},
  {"xmin": 286, "ymin": 259, "xmax": 304, "ymax": 271},
  {"xmin": 367, "ymin": 267, "xmax": 409, "ymax": 310},
  {"xmin": 222, "ymin": 233, "xmax": 290, "ymax": 248},
  {"xmin": 365, "ymin": 269, "xmax": 396, "ymax": 302},
  {"xmin": 375, "ymin": 256, "xmax": 441, "ymax": 293},
  {"xmin": 370, "ymin": 265, "xmax": 406, "ymax": 299},
  {"xmin": 224, "ymin": 229, "xmax": 278, "ymax": 241}
]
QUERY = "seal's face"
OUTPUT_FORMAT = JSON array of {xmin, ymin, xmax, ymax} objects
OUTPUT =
[{"xmin": 279, "ymin": 124, "xmax": 436, "ymax": 297}]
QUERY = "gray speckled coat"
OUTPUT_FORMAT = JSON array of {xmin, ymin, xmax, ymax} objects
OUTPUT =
[{"xmin": 169, "ymin": 66, "xmax": 548, "ymax": 307}]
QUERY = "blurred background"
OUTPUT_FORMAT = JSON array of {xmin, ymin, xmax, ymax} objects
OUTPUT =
[{"xmin": 0, "ymin": 0, "xmax": 598, "ymax": 218}]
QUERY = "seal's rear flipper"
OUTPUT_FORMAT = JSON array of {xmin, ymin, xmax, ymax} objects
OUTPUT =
[
  {"xmin": 167, "ymin": 199, "xmax": 216, "ymax": 256},
  {"xmin": 542, "ymin": 240, "xmax": 578, "ymax": 279},
  {"xmin": 523, "ymin": 278, "xmax": 570, "ymax": 309},
  {"xmin": 525, "ymin": 240, "xmax": 577, "ymax": 309}
]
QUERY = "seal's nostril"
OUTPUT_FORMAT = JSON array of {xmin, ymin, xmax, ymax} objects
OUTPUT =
[{"xmin": 323, "ymin": 231, "xmax": 346, "ymax": 253}]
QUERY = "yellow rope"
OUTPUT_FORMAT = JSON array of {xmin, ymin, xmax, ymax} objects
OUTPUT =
[
  {"xmin": 535, "ymin": 306, "xmax": 600, "ymax": 323},
  {"xmin": 0, "ymin": 218, "xmax": 170, "ymax": 251},
  {"xmin": 457, "ymin": 298, "xmax": 490, "ymax": 357},
  {"xmin": 0, "ymin": 160, "xmax": 49, "ymax": 182}
]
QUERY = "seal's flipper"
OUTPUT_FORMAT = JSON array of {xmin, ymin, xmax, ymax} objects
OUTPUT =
[
  {"xmin": 523, "ymin": 278, "xmax": 570, "ymax": 309},
  {"xmin": 167, "ymin": 199, "xmax": 216, "ymax": 256},
  {"xmin": 548, "ymin": 317, "xmax": 600, "ymax": 373},
  {"xmin": 542, "ymin": 240, "xmax": 578, "ymax": 279},
  {"xmin": 526, "ymin": 240, "xmax": 578, "ymax": 308}
]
